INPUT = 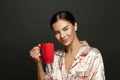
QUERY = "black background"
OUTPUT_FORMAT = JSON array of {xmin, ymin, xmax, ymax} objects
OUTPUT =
[{"xmin": 1, "ymin": 0, "xmax": 120, "ymax": 80}]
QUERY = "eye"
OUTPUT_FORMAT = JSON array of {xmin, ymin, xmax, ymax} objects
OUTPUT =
[
  {"xmin": 54, "ymin": 31, "xmax": 59, "ymax": 35},
  {"xmin": 63, "ymin": 26, "xmax": 69, "ymax": 31}
]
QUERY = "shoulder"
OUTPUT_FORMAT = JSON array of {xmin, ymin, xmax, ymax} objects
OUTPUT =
[
  {"xmin": 90, "ymin": 47, "xmax": 101, "ymax": 54},
  {"xmin": 88, "ymin": 47, "xmax": 103, "ymax": 60},
  {"xmin": 52, "ymin": 49, "xmax": 64, "ymax": 64},
  {"xmin": 82, "ymin": 40, "xmax": 101, "ymax": 55}
]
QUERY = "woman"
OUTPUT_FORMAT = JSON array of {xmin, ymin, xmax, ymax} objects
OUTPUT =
[{"xmin": 29, "ymin": 10, "xmax": 106, "ymax": 80}]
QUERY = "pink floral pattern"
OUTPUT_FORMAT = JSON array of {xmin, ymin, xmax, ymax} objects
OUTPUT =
[{"xmin": 46, "ymin": 41, "xmax": 105, "ymax": 80}]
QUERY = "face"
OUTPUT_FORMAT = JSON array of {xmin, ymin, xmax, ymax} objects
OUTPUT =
[{"xmin": 52, "ymin": 19, "xmax": 77, "ymax": 46}]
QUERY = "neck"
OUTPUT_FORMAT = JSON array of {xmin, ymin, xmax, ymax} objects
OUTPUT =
[{"xmin": 65, "ymin": 37, "xmax": 81, "ymax": 55}]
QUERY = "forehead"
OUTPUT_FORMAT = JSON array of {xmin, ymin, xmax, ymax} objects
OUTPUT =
[{"xmin": 52, "ymin": 19, "xmax": 72, "ymax": 31}]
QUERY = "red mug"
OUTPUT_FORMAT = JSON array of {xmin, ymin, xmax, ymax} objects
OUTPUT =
[{"xmin": 39, "ymin": 43, "xmax": 54, "ymax": 63}]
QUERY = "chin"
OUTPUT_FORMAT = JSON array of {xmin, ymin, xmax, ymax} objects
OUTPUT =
[{"xmin": 62, "ymin": 42, "xmax": 71, "ymax": 47}]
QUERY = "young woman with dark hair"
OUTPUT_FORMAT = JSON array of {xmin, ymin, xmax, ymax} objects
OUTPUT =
[{"xmin": 29, "ymin": 10, "xmax": 106, "ymax": 80}]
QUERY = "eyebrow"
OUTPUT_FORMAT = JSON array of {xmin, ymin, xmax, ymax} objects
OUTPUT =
[
  {"xmin": 53, "ymin": 25, "xmax": 69, "ymax": 32},
  {"xmin": 62, "ymin": 25, "xmax": 68, "ymax": 30}
]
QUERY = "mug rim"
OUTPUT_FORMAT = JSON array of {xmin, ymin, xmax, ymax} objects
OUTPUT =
[{"xmin": 42, "ymin": 42, "xmax": 54, "ymax": 44}]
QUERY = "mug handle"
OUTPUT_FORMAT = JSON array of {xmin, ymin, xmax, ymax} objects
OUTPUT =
[{"xmin": 38, "ymin": 44, "xmax": 43, "ymax": 62}]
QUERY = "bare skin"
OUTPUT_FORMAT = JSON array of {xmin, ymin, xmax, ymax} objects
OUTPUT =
[{"xmin": 64, "ymin": 39, "xmax": 82, "ymax": 73}]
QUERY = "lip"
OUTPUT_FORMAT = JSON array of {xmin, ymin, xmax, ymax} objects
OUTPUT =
[{"xmin": 61, "ymin": 39, "xmax": 68, "ymax": 43}]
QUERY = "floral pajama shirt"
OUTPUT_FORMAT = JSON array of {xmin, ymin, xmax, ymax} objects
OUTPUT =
[{"xmin": 45, "ymin": 41, "xmax": 105, "ymax": 80}]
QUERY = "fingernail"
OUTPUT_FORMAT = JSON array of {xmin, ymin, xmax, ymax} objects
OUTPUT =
[{"xmin": 37, "ymin": 44, "xmax": 41, "ymax": 48}]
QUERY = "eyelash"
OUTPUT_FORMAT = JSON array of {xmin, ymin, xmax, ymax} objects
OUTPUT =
[
  {"xmin": 54, "ymin": 27, "xmax": 69, "ymax": 35},
  {"xmin": 54, "ymin": 32, "xmax": 59, "ymax": 35},
  {"xmin": 64, "ymin": 28, "xmax": 68, "ymax": 31}
]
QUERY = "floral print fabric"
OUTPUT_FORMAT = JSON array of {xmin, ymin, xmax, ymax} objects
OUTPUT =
[{"xmin": 45, "ymin": 41, "xmax": 105, "ymax": 80}]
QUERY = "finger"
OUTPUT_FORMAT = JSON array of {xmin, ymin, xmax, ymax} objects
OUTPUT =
[
  {"xmin": 30, "ymin": 53, "xmax": 40, "ymax": 60},
  {"xmin": 30, "ymin": 51, "xmax": 41, "ymax": 58},
  {"xmin": 33, "ymin": 51, "xmax": 41, "ymax": 57},
  {"xmin": 29, "ymin": 44, "xmax": 41, "ymax": 59},
  {"xmin": 30, "ymin": 46, "xmax": 39, "ymax": 55}
]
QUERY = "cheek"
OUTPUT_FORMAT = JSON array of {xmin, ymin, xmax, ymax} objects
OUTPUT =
[
  {"xmin": 67, "ymin": 29, "xmax": 74, "ymax": 36},
  {"xmin": 54, "ymin": 34, "xmax": 60, "ymax": 40}
]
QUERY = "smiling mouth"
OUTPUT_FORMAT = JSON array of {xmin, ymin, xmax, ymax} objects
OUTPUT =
[{"xmin": 61, "ymin": 39, "xmax": 67, "ymax": 43}]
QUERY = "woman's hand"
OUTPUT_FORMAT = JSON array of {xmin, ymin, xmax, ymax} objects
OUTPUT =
[{"xmin": 29, "ymin": 44, "xmax": 41, "ymax": 63}]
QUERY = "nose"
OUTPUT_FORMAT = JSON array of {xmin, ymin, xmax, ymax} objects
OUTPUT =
[{"xmin": 60, "ymin": 31, "xmax": 65, "ymax": 39}]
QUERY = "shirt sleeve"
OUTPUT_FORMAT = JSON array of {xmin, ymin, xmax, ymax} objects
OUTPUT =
[{"xmin": 90, "ymin": 48, "xmax": 106, "ymax": 80}]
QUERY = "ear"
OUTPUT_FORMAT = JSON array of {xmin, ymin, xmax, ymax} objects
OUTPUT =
[{"xmin": 74, "ymin": 22, "xmax": 78, "ymax": 31}]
